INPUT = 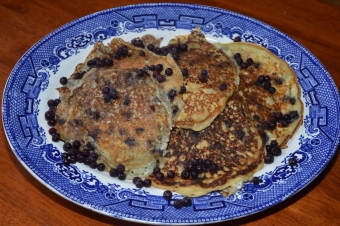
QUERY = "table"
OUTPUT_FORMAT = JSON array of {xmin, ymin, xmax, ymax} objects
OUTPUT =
[{"xmin": 0, "ymin": 0, "xmax": 339, "ymax": 225}]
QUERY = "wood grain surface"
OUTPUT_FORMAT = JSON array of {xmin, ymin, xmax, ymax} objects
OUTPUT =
[{"xmin": 0, "ymin": 0, "xmax": 339, "ymax": 225}]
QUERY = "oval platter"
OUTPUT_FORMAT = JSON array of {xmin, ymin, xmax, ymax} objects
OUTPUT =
[{"xmin": 2, "ymin": 3, "xmax": 340, "ymax": 225}]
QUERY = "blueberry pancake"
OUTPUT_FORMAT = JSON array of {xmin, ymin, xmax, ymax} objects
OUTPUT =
[
  {"xmin": 70, "ymin": 36, "xmax": 184, "ymax": 123},
  {"xmin": 55, "ymin": 68, "xmax": 171, "ymax": 179},
  {"xmin": 167, "ymin": 28, "xmax": 239, "ymax": 131},
  {"xmin": 222, "ymin": 42, "xmax": 303, "ymax": 148},
  {"xmin": 149, "ymin": 93, "xmax": 265, "ymax": 197}
]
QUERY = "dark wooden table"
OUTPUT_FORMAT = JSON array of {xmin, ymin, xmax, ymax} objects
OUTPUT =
[{"xmin": 1, "ymin": 0, "xmax": 339, "ymax": 225}]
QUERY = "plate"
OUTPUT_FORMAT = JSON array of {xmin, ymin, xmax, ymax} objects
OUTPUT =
[{"xmin": 2, "ymin": 3, "xmax": 340, "ymax": 225}]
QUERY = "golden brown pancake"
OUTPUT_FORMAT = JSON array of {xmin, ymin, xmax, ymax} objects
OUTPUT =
[
  {"xmin": 149, "ymin": 93, "xmax": 265, "ymax": 197},
  {"xmin": 55, "ymin": 68, "xmax": 171, "ymax": 179},
  {"xmin": 167, "ymin": 28, "xmax": 239, "ymax": 131},
  {"xmin": 222, "ymin": 42, "xmax": 303, "ymax": 148}
]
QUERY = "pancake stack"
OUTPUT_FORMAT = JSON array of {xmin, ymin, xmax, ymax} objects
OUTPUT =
[{"xmin": 54, "ymin": 28, "xmax": 303, "ymax": 197}]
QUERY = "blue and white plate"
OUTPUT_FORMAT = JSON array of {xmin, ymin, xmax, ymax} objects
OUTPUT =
[{"xmin": 2, "ymin": 3, "xmax": 340, "ymax": 225}]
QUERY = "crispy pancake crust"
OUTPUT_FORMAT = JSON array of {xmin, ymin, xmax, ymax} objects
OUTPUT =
[
  {"xmin": 149, "ymin": 93, "xmax": 265, "ymax": 197},
  {"xmin": 168, "ymin": 28, "xmax": 239, "ymax": 131},
  {"xmin": 224, "ymin": 42, "xmax": 303, "ymax": 147},
  {"xmin": 55, "ymin": 68, "xmax": 171, "ymax": 179}
]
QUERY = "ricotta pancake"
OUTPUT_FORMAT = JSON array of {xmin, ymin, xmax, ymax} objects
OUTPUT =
[
  {"xmin": 223, "ymin": 42, "xmax": 303, "ymax": 147},
  {"xmin": 55, "ymin": 68, "xmax": 171, "ymax": 179},
  {"xmin": 167, "ymin": 28, "xmax": 239, "ymax": 131},
  {"xmin": 149, "ymin": 93, "xmax": 265, "ymax": 197}
]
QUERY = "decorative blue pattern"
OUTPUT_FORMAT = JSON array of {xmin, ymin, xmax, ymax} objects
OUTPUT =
[{"xmin": 2, "ymin": 3, "xmax": 340, "ymax": 225}]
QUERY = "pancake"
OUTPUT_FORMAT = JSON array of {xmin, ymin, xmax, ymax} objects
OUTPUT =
[
  {"xmin": 55, "ymin": 68, "xmax": 171, "ymax": 179},
  {"xmin": 222, "ymin": 42, "xmax": 303, "ymax": 147},
  {"xmin": 71, "ymin": 36, "xmax": 184, "ymax": 124},
  {"xmin": 149, "ymin": 93, "xmax": 265, "ymax": 197},
  {"xmin": 167, "ymin": 28, "xmax": 239, "ymax": 131}
]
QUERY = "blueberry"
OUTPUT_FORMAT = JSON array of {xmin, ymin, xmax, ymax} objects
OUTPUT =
[
  {"xmin": 154, "ymin": 47, "xmax": 162, "ymax": 54},
  {"xmin": 281, "ymin": 120, "xmax": 289, "ymax": 127},
  {"xmin": 89, "ymin": 162, "xmax": 98, "ymax": 169},
  {"xmin": 143, "ymin": 179, "xmax": 152, "ymax": 187},
  {"xmin": 45, "ymin": 110, "xmax": 55, "ymax": 120},
  {"xmin": 180, "ymin": 43, "xmax": 188, "ymax": 51},
  {"xmin": 153, "ymin": 166, "xmax": 160, "ymax": 175},
  {"xmin": 89, "ymin": 152, "xmax": 99, "ymax": 161},
  {"xmin": 233, "ymin": 36, "xmax": 241, "ymax": 42},
  {"xmin": 180, "ymin": 197, "xmax": 192, "ymax": 207},
  {"xmin": 246, "ymin": 58, "xmax": 253, "ymax": 66},
  {"xmin": 181, "ymin": 170, "xmax": 190, "ymax": 179},
  {"xmin": 136, "ymin": 69, "xmax": 145, "ymax": 77},
  {"xmin": 163, "ymin": 190, "xmax": 172, "ymax": 200},
  {"xmin": 118, "ymin": 173, "xmax": 126, "ymax": 180},
  {"xmin": 133, "ymin": 176, "xmax": 141, "ymax": 184},
  {"xmin": 102, "ymin": 86, "xmax": 110, "ymax": 94},
  {"xmin": 271, "ymin": 146, "xmax": 282, "ymax": 156},
  {"xmin": 167, "ymin": 170, "xmax": 175, "ymax": 178},
  {"xmin": 171, "ymin": 53, "xmax": 179, "ymax": 61},
  {"xmin": 116, "ymin": 164, "xmax": 125, "ymax": 173},
  {"xmin": 283, "ymin": 114, "xmax": 291, "ymax": 121},
  {"xmin": 219, "ymin": 83, "xmax": 227, "ymax": 91},
  {"xmin": 290, "ymin": 98, "xmax": 296, "ymax": 105},
  {"xmin": 72, "ymin": 140, "xmax": 81, "ymax": 150},
  {"xmin": 82, "ymin": 148, "xmax": 90, "ymax": 158},
  {"xmin": 198, "ymin": 73, "xmax": 208, "ymax": 83},
  {"xmin": 204, "ymin": 159, "xmax": 212, "ymax": 169},
  {"xmin": 209, "ymin": 163, "xmax": 218, "ymax": 173},
  {"xmin": 136, "ymin": 179, "xmax": 144, "ymax": 188},
  {"xmin": 62, "ymin": 158, "xmax": 70, "ymax": 166},
  {"xmin": 109, "ymin": 89, "xmax": 119, "ymax": 99},
  {"xmin": 48, "ymin": 128, "xmax": 57, "ymax": 135},
  {"xmin": 181, "ymin": 68, "xmax": 189, "ymax": 77},
  {"xmin": 173, "ymin": 200, "xmax": 182, "ymax": 209},
  {"xmin": 165, "ymin": 68, "xmax": 173, "ymax": 76},
  {"xmin": 179, "ymin": 86, "xmax": 186, "ymax": 94},
  {"xmin": 262, "ymin": 81, "xmax": 271, "ymax": 90},
  {"xmin": 257, "ymin": 75, "xmax": 265, "ymax": 83},
  {"xmin": 184, "ymin": 161, "xmax": 195, "ymax": 171},
  {"xmin": 155, "ymin": 64, "xmax": 163, "ymax": 72},
  {"xmin": 109, "ymin": 168, "xmax": 118, "ymax": 177},
  {"xmin": 235, "ymin": 57, "xmax": 243, "ymax": 65},
  {"xmin": 154, "ymin": 74, "xmax": 166, "ymax": 83},
  {"xmin": 272, "ymin": 112, "xmax": 283, "ymax": 122},
  {"xmin": 68, "ymin": 149, "xmax": 77, "ymax": 157},
  {"xmin": 264, "ymin": 75, "xmax": 271, "ymax": 82},
  {"xmin": 155, "ymin": 172, "xmax": 164, "ymax": 181},
  {"xmin": 270, "ymin": 140, "xmax": 279, "ymax": 147},
  {"xmin": 288, "ymin": 157, "xmax": 298, "ymax": 166},
  {"xmin": 147, "ymin": 44, "xmax": 155, "ymax": 51},
  {"xmin": 264, "ymin": 154, "xmax": 274, "ymax": 164},
  {"xmin": 266, "ymin": 121, "xmax": 277, "ymax": 130},
  {"xmin": 52, "ymin": 133, "xmax": 61, "ymax": 142},
  {"xmin": 191, "ymin": 171, "xmax": 199, "ymax": 179},
  {"xmin": 60, "ymin": 77, "xmax": 68, "ymax": 85},
  {"xmin": 103, "ymin": 94, "xmax": 111, "ymax": 103},
  {"xmin": 138, "ymin": 50, "xmax": 145, "ymax": 56},
  {"xmin": 47, "ymin": 119, "xmax": 57, "ymax": 127},
  {"xmin": 269, "ymin": 87, "xmax": 276, "ymax": 94},
  {"xmin": 251, "ymin": 177, "xmax": 262, "ymax": 185},
  {"xmin": 102, "ymin": 57, "xmax": 113, "ymax": 66},
  {"xmin": 149, "ymin": 65, "xmax": 156, "ymax": 71},
  {"xmin": 168, "ymin": 89, "xmax": 177, "ymax": 101},
  {"xmin": 290, "ymin": 111, "xmax": 299, "ymax": 120},
  {"xmin": 234, "ymin": 53, "xmax": 241, "ymax": 59},
  {"xmin": 196, "ymin": 165, "xmax": 205, "ymax": 173},
  {"xmin": 76, "ymin": 153, "xmax": 85, "ymax": 163}
]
